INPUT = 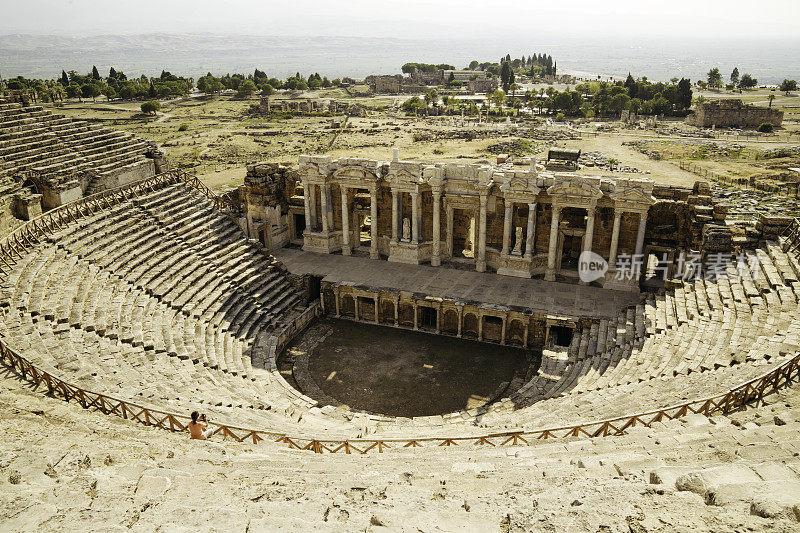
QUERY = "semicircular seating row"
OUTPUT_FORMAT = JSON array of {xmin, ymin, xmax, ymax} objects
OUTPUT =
[
  {"xmin": 472, "ymin": 241, "xmax": 800, "ymax": 431},
  {"xmin": 0, "ymin": 182, "xmax": 370, "ymax": 438},
  {"xmin": 0, "ymin": 180, "xmax": 797, "ymax": 441},
  {"xmin": 0, "ymin": 101, "xmax": 150, "ymax": 192}
]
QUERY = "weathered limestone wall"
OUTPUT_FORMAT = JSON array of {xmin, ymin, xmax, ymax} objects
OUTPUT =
[{"xmin": 687, "ymin": 99, "xmax": 784, "ymax": 128}]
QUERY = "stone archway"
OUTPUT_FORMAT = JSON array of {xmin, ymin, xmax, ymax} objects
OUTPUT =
[
  {"xmin": 398, "ymin": 302, "xmax": 414, "ymax": 327},
  {"xmin": 340, "ymin": 295, "xmax": 355, "ymax": 317},
  {"xmin": 463, "ymin": 313, "xmax": 479, "ymax": 339},
  {"xmin": 379, "ymin": 299, "xmax": 396, "ymax": 324},
  {"xmin": 442, "ymin": 309, "xmax": 458, "ymax": 335}
]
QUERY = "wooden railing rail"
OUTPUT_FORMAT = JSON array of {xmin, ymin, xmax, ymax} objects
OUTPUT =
[{"xmin": 0, "ymin": 171, "xmax": 798, "ymax": 453}]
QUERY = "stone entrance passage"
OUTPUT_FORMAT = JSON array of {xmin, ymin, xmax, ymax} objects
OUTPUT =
[{"xmin": 278, "ymin": 318, "xmax": 533, "ymax": 418}]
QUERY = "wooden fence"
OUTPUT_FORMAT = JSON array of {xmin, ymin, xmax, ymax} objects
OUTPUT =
[{"xmin": 1, "ymin": 171, "xmax": 799, "ymax": 453}]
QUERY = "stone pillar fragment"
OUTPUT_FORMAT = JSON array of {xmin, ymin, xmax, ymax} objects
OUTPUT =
[
  {"xmin": 303, "ymin": 184, "xmax": 312, "ymax": 233},
  {"xmin": 502, "ymin": 200, "xmax": 513, "ymax": 255},
  {"xmin": 476, "ymin": 195, "xmax": 488, "ymax": 272},
  {"xmin": 370, "ymin": 187, "xmax": 379, "ymax": 259},
  {"xmin": 320, "ymin": 184, "xmax": 329, "ymax": 233},
  {"xmin": 391, "ymin": 189, "xmax": 399, "ymax": 243},
  {"xmin": 545, "ymin": 205, "xmax": 561, "ymax": 281},
  {"xmin": 341, "ymin": 187, "xmax": 350, "ymax": 255},
  {"xmin": 525, "ymin": 203, "xmax": 536, "ymax": 258},
  {"xmin": 432, "ymin": 190, "xmax": 442, "ymax": 266},
  {"xmin": 411, "ymin": 191, "xmax": 420, "ymax": 244},
  {"xmin": 608, "ymin": 210, "xmax": 622, "ymax": 269},
  {"xmin": 635, "ymin": 212, "xmax": 647, "ymax": 256}
]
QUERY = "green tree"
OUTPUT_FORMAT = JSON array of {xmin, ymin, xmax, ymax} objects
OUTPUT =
[
  {"xmin": 677, "ymin": 78, "xmax": 693, "ymax": 110},
  {"xmin": 780, "ymin": 79, "xmax": 797, "ymax": 95},
  {"xmin": 500, "ymin": 62, "xmax": 513, "ymax": 93},
  {"xmin": 424, "ymin": 89, "xmax": 439, "ymax": 107},
  {"xmin": 141, "ymin": 100, "xmax": 161, "ymax": 115},
  {"xmin": 739, "ymin": 74, "xmax": 758, "ymax": 89},
  {"xmin": 236, "ymin": 79, "xmax": 257, "ymax": 98},
  {"xmin": 730, "ymin": 67, "xmax": 739, "ymax": 87},
  {"xmin": 401, "ymin": 96, "xmax": 425, "ymax": 115},
  {"xmin": 707, "ymin": 67, "xmax": 722, "ymax": 88},
  {"xmin": 610, "ymin": 93, "xmax": 631, "ymax": 116},
  {"xmin": 92, "ymin": 65, "xmax": 101, "ymax": 80},
  {"xmin": 60, "ymin": 70, "xmax": 69, "ymax": 86},
  {"xmin": 768, "ymin": 94, "xmax": 775, "ymax": 108},
  {"xmin": 490, "ymin": 89, "xmax": 506, "ymax": 108},
  {"xmin": 259, "ymin": 83, "xmax": 274, "ymax": 96},
  {"xmin": 81, "ymin": 83, "xmax": 101, "ymax": 102},
  {"xmin": 102, "ymin": 86, "xmax": 117, "ymax": 101}
]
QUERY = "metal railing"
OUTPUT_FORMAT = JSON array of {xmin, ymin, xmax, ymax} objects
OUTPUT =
[{"xmin": 0, "ymin": 171, "xmax": 799, "ymax": 453}]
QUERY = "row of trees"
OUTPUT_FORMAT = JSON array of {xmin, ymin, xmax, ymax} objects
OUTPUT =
[
  {"xmin": 1, "ymin": 66, "xmax": 357, "ymax": 104},
  {"xmin": 400, "ymin": 63, "xmax": 455, "ymax": 74},
  {"xmin": 706, "ymin": 67, "xmax": 758, "ymax": 90},
  {"xmin": 402, "ymin": 76, "xmax": 693, "ymax": 119}
]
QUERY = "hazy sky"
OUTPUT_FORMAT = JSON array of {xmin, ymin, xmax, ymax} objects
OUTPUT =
[{"xmin": 1, "ymin": 0, "xmax": 799, "ymax": 40}]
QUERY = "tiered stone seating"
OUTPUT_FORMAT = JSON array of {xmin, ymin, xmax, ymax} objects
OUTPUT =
[
  {"xmin": 0, "ymin": 101, "xmax": 150, "ymax": 189},
  {"xmin": 0, "ymin": 181, "xmax": 368, "ymax": 438},
  {"xmin": 4, "ymin": 360, "xmax": 800, "ymax": 531},
  {"xmin": 0, "ymin": 173, "xmax": 797, "ymax": 443},
  {"xmin": 466, "ymin": 239, "xmax": 800, "ymax": 434}
]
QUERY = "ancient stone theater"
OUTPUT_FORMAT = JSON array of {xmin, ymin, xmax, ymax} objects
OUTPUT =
[{"xmin": 2, "ymin": 94, "xmax": 800, "ymax": 519}]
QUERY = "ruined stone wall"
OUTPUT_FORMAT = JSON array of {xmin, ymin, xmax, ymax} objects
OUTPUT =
[
  {"xmin": 468, "ymin": 78, "xmax": 497, "ymax": 94},
  {"xmin": 687, "ymin": 99, "xmax": 784, "ymax": 128}
]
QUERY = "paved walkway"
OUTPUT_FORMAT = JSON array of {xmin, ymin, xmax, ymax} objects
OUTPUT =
[{"xmin": 273, "ymin": 249, "xmax": 640, "ymax": 319}]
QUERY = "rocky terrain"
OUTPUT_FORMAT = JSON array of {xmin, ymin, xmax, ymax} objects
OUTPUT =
[{"xmin": 3, "ymin": 367, "xmax": 800, "ymax": 532}]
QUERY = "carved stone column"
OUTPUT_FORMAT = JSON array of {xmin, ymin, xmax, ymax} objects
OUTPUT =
[
  {"xmin": 580, "ymin": 207, "xmax": 596, "ymax": 285},
  {"xmin": 373, "ymin": 295, "xmax": 379, "ymax": 324},
  {"xmin": 302, "ymin": 183, "xmax": 312, "ymax": 233},
  {"xmin": 354, "ymin": 295, "xmax": 360, "ymax": 321},
  {"xmin": 391, "ymin": 188, "xmax": 399, "ymax": 243},
  {"xmin": 413, "ymin": 302, "xmax": 418, "ymax": 330},
  {"xmin": 369, "ymin": 186, "xmax": 379, "ymax": 259},
  {"xmin": 334, "ymin": 286, "xmax": 340, "ymax": 317},
  {"xmin": 308, "ymin": 184, "xmax": 318, "ymax": 230},
  {"xmin": 525, "ymin": 202, "xmax": 537, "ymax": 258},
  {"xmin": 476, "ymin": 194, "xmax": 488, "ymax": 272},
  {"xmin": 320, "ymin": 184, "xmax": 329, "ymax": 233},
  {"xmin": 446, "ymin": 205, "xmax": 454, "ymax": 258},
  {"xmin": 545, "ymin": 204, "xmax": 561, "ymax": 281},
  {"xmin": 340, "ymin": 186, "xmax": 350, "ymax": 255},
  {"xmin": 431, "ymin": 189, "xmax": 442, "ymax": 266},
  {"xmin": 635, "ymin": 212, "xmax": 647, "ymax": 256},
  {"xmin": 501, "ymin": 200, "xmax": 513, "ymax": 255},
  {"xmin": 411, "ymin": 191, "xmax": 420, "ymax": 244},
  {"xmin": 608, "ymin": 210, "xmax": 622, "ymax": 269}
]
